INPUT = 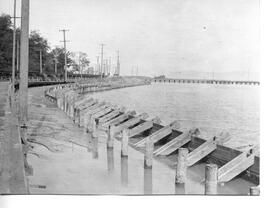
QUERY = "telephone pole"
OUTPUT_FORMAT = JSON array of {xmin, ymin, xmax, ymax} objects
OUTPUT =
[
  {"xmin": 12, "ymin": 0, "xmax": 20, "ymax": 93},
  {"xmin": 16, "ymin": 38, "xmax": 20, "ymax": 74},
  {"xmin": 115, "ymin": 50, "xmax": 120, "ymax": 76},
  {"xmin": 39, "ymin": 50, "xmax": 42, "ymax": 74},
  {"xmin": 100, "ymin": 43, "xmax": 105, "ymax": 79},
  {"xmin": 19, "ymin": 0, "xmax": 29, "ymax": 124},
  {"xmin": 96, "ymin": 56, "xmax": 100, "ymax": 75},
  {"xmin": 59, "ymin": 29, "xmax": 70, "ymax": 82}
]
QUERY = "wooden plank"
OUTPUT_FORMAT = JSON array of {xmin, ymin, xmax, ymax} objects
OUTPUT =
[
  {"xmin": 74, "ymin": 97, "xmax": 93, "ymax": 108},
  {"xmin": 98, "ymin": 109, "xmax": 122, "ymax": 123},
  {"xmin": 114, "ymin": 113, "xmax": 148, "ymax": 134},
  {"xmin": 79, "ymin": 102, "xmax": 105, "ymax": 125},
  {"xmin": 103, "ymin": 111, "xmax": 136, "ymax": 127},
  {"xmin": 81, "ymin": 103, "xmax": 108, "ymax": 123},
  {"xmin": 129, "ymin": 120, "xmax": 153, "ymax": 138},
  {"xmin": 77, "ymin": 99, "xmax": 98, "ymax": 111},
  {"xmin": 187, "ymin": 132, "xmax": 231, "ymax": 167},
  {"xmin": 154, "ymin": 128, "xmax": 200, "ymax": 156},
  {"xmin": 134, "ymin": 120, "xmax": 180, "ymax": 147},
  {"xmin": 134, "ymin": 125, "xmax": 171, "ymax": 147},
  {"xmin": 92, "ymin": 106, "xmax": 114, "ymax": 119},
  {"xmin": 218, "ymin": 147, "xmax": 257, "ymax": 183}
]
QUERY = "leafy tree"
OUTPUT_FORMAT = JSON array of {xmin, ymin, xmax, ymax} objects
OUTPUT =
[
  {"xmin": 51, "ymin": 46, "xmax": 74, "ymax": 76},
  {"xmin": 70, "ymin": 51, "xmax": 90, "ymax": 74},
  {"xmin": 0, "ymin": 14, "xmax": 13, "ymax": 73},
  {"xmin": 0, "ymin": 13, "xmax": 77, "ymax": 79}
]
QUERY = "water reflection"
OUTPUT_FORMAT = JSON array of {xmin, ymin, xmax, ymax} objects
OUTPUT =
[
  {"xmin": 92, "ymin": 135, "xmax": 98, "ymax": 159},
  {"xmin": 121, "ymin": 157, "xmax": 128, "ymax": 186},
  {"xmin": 175, "ymin": 183, "xmax": 186, "ymax": 195},
  {"xmin": 144, "ymin": 168, "xmax": 152, "ymax": 194},
  {"xmin": 107, "ymin": 148, "xmax": 114, "ymax": 172}
]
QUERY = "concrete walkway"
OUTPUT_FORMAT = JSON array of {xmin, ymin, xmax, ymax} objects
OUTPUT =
[
  {"xmin": 0, "ymin": 82, "xmax": 28, "ymax": 194},
  {"xmin": 27, "ymin": 86, "xmax": 254, "ymax": 195}
]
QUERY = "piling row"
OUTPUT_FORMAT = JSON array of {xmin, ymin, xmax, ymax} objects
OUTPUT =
[{"xmin": 44, "ymin": 84, "xmax": 260, "ymax": 195}]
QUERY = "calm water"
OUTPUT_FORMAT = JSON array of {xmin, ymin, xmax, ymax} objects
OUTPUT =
[{"xmin": 90, "ymin": 83, "xmax": 259, "ymax": 150}]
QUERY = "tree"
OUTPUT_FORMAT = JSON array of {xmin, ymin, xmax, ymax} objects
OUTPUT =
[
  {"xmin": 0, "ymin": 14, "xmax": 13, "ymax": 74},
  {"xmin": 70, "ymin": 51, "xmax": 90, "ymax": 74},
  {"xmin": 29, "ymin": 30, "xmax": 51, "ymax": 74},
  {"xmin": 50, "ymin": 47, "xmax": 74, "ymax": 77}
]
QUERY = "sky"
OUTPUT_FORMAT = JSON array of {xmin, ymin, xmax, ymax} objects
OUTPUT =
[{"xmin": 0, "ymin": 0, "xmax": 260, "ymax": 80}]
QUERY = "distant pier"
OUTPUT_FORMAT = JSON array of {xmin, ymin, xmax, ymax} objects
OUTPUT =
[{"xmin": 153, "ymin": 78, "xmax": 260, "ymax": 86}]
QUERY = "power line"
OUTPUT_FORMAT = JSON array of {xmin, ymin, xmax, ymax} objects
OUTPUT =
[{"xmin": 59, "ymin": 29, "xmax": 70, "ymax": 81}]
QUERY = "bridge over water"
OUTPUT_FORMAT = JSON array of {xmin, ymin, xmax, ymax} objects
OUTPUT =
[{"xmin": 152, "ymin": 78, "xmax": 260, "ymax": 86}]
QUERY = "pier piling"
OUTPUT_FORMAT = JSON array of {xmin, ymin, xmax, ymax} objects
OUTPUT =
[
  {"xmin": 107, "ymin": 125, "xmax": 114, "ymax": 148},
  {"xmin": 250, "ymin": 186, "xmax": 260, "ymax": 196},
  {"xmin": 175, "ymin": 148, "xmax": 188, "ymax": 184},
  {"xmin": 121, "ymin": 129, "xmax": 129, "ymax": 157},
  {"xmin": 144, "ymin": 137, "xmax": 154, "ymax": 169},
  {"xmin": 205, "ymin": 164, "xmax": 218, "ymax": 195}
]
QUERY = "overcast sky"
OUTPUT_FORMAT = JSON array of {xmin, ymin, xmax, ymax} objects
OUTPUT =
[{"xmin": 0, "ymin": 0, "xmax": 259, "ymax": 80}]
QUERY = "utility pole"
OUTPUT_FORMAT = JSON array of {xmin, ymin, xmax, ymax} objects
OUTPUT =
[
  {"xmin": 115, "ymin": 50, "xmax": 120, "ymax": 76},
  {"xmin": 108, "ymin": 57, "xmax": 111, "ymax": 76},
  {"xmin": 12, "ymin": 0, "xmax": 20, "ymax": 94},
  {"xmin": 19, "ymin": 0, "xmax": 29, "ymax": 124},
  {"xmin": 100, "ymin": 43, "xmax": 105, "ymax": 79},
  {"xmin": 16, "ymin": 38, "xmax": 20, "ymax": 74},
  {"xmin": 59, "ymin": 29, "xmax": 69, "ymax": 82},
  {"xmin": 39, "ymin": 50, "xmax": 42, "ymax": 74},
  {"xmin": 54, "ymin": 57, "xmax": 58, "ymax": 74},
  {"xmin": 96, "ymin": 56, "xmax": 100, "ymax": 75}
]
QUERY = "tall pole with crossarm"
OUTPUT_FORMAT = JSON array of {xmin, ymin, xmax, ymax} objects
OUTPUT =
[
  {"xmin": 11, "ymin": 0, "xmax": 17, "ymax": 94},
  {"xmin": 60, "ymin": 29, "xmax": 69, "ymax": 82},
  {"xmin": 19, "ymin": 0, "xmax": 29, "ymax": 124}
]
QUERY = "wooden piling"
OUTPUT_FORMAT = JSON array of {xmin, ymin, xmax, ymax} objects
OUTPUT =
[
  {"xmin": 144, "ymin": 137, "xmax": 154, "ymax": 169},
  {"xmin": 250, "ymin": 186, "xmax": 260, "ymax": 196},
  {"xmin": 92, "ymin": 133, "xmax": 98, "ymax": 159},
  {"xmin": 107, "ymin": 125, "xmax": 114, "ymax": 148},
  {"xmin": 205, "ymin": 164, "xmax": 218, "ymax": 195},
  {"xmin": 121, "ymin": 129, "xmax": 129, "ymax": 157},
  {"xmin": 175, "ymin": 148, "xmax": 188, "ymax": 184}
]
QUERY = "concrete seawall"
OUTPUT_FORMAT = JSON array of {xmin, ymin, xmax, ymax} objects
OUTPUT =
[{"xmin": 39, "ymin": 83, "xmax": 259, "ymax": 194}]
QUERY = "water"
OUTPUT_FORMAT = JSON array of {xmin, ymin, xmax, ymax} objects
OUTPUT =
[{"xmin": 90, "ymin": 83, "xmax": 259, "ymax": 150}]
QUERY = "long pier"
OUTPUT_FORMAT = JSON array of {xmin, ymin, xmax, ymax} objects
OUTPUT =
[
  {"xmin": 44, "ymin": 83, "xmax": 259, "ymax": 194},
  {"xmin": 153, "ymin": 78, "xmax": 260, "ymax": 86}
]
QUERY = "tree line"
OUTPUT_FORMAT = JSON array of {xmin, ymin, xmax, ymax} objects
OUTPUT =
[{"xmin": 0, "ymin": 13, "xmax": 90, "ymax": 79}]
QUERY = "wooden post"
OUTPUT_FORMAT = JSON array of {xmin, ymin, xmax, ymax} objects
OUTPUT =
[
  {"xmin": 121, "ymin": 157, "xmax": 128, "ymax": 186},
  {"xmin": 144, "ymin": 137, "xmax": 153, "ymax": 169},
  {"xmin": 107, "ymin": 125, "xmax": 114, "ymax": 148},
  {"xmin": 121, "ymin": 129, "xmax": 129, "ymax": 157},
  {"xmin": 107, "ymin": 148, "xmax": 114, "ymax": 172},
  {"xmin": 175, "ymin": 148, "xmax": 188, "ymax": 184},
  {"xmin": 175, "ymin": 183, "xmax": 185, "ymax": 195},
  {"xmin": 205, "ymin": 164, "xmax": 218, "ymax": 195},
  {"xmin": 19, "ymin": 0, "xmax": 29, "ymax": 124},
  {"xmin": 144, "ymin": 168, "xmax": 152, "ymax": 194},
  {"xmin": 92, "ymin": 133, "xmax": 98, "ymax": 159},
  {"xmin": 250, "ymin": 186, "xmax": 260, "ymax": 196}
]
